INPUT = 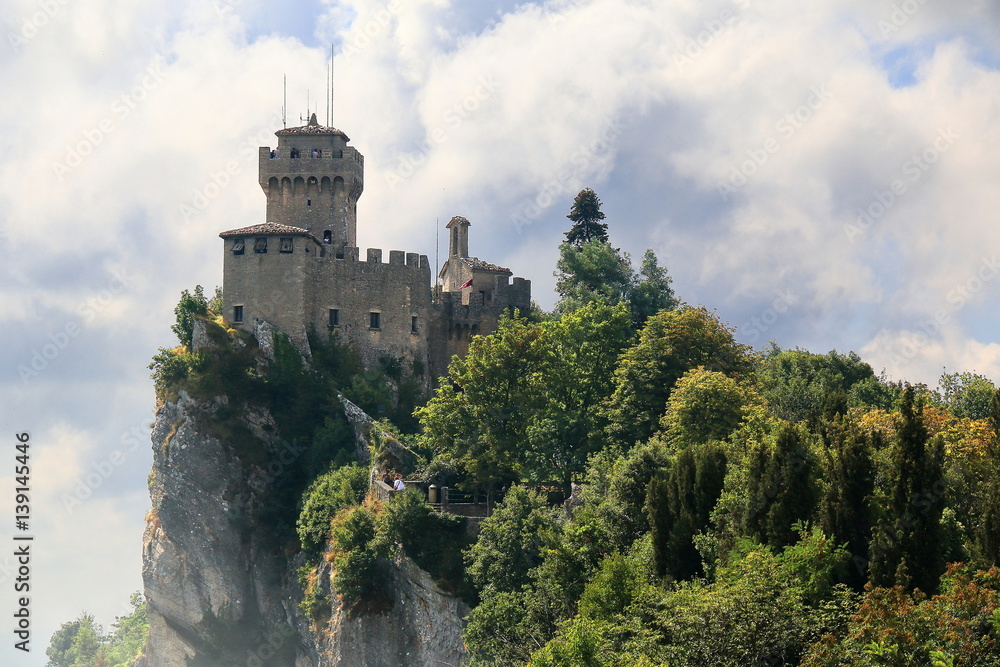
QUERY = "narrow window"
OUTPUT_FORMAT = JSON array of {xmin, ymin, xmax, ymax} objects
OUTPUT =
[
  {"xmin": 231, "ymin": 238, "xmax": 245, "ymax": 255},
  {"xmin": 411, "ymin": 316, "xmax": 418, "ymax": 333},
  {"xmin": 329, "ymin": 309, "xmax": 340, "ymax": 327},
  {"xmin": 307, "ymin": 199, "xmax": 311, "ymax": 207},
  {"xmin": 323, "ymin": 230, "xmax": 332, "ymax": 244},
  {"xmin": 369, "ymin": 312, "xmax": 381, "ymax": 330},
  {"xmin": 279, "ymin": 237, "xmax": 293, "ymax": 253},
  {"xmin": 254, "ymin": 237, "xmax": 267, "ymax": 253},
  {"xmin": 233, "ymin": 305, "xmax": 244, "ymax": 323}
]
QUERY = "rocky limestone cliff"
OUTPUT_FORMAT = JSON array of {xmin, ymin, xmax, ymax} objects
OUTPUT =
[{"xmin": 140, "ymin": 360, "xmax": 469, "ymax": 665}]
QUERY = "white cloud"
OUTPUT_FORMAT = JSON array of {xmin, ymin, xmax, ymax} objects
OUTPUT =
[{"xmin": 3, "ymin": 0, "xmax": 1000, "ymax": 661}]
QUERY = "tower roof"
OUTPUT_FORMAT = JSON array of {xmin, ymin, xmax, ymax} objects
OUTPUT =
[
  {"xmin": 275, "ymin": 113, "xmax": 350, "ymax": 140},
  {"xmin": 219, "ymin": 222, "xmax": 319, "ymax": 242},
  {"xmin": 446, "ymin": 215, "xmax": 471, "ymax": 228}
]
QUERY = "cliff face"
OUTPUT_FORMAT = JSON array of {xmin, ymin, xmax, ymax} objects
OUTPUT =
[{"xmin": 140, "ymin": 386, "xmax": 469, "ymax": 666}]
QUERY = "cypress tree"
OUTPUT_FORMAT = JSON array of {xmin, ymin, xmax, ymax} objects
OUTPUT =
[
  {"xmin": 648, "ymin": 443, "xmax": 727, "ymax": 580},
  {"xmin": 763, "ymin": 423, "xmax": 819, "ymax": 549},
  {"xmin": 819, "ymin": 423, "xmax": 878, "ymax": 590},
  {"xmin": 976, "ymin": 389, "xmax": 1000, "ymax": 566},
  {"xmin": 869, "ymin": 385, "xmax": 946, "ymax": 593}
]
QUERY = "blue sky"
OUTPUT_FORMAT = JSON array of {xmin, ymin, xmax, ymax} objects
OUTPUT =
[{"xmin": 2, "ymin": 0, "xmax": 1000, "ymax": 663}]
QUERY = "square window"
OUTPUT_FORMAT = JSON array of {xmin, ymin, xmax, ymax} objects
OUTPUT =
[
  {"xmin": 411, "ymin": 316, "xmax": 418, "ymax": 333},
  {"xmin": 232, "ymin": 238, "xmax": 245, "ymax": 255},
  {"xmin": 254, "ymin": 237, "xmax": 267, "ymax": 253},
  {"xmin": 233, "ymin": 305, "xmax": 244, "ymax": 323},
  {"xmin": 369, "ymin": 312, "xmax": 381, "ymax": 330},
  {"xmin": 329, "ymin": 308, "xmax": 340, "ymax": 327},
  {"xmin": 280, "ymin": 237, "xmax": 293, "ymax": 253}
]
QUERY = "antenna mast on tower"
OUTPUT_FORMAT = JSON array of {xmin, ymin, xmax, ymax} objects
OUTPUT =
[
  {"xmin": 329, "ymin": 42, "xmax": 334, "ymax": 127},
  {"xmin": 282, "ymin": 74, "xmax": 287, "ymax": 128}
]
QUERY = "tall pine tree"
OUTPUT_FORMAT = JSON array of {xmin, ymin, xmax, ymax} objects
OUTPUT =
[
  {"xmin": 869, "ymin": 385, "xmax": 946, "ymax": 593},
  {"xmin": 564, "ymin": 188, "xmax": 609, "ymax": 246}
]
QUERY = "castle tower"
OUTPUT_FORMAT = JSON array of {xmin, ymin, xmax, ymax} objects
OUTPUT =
[
  {"xmin": 258, "ymin": 113, "xmax": 364, "ymax": 252},
  {"xmin": 446, "ymin": 215, "xmax": 470, "ymax": 258}
]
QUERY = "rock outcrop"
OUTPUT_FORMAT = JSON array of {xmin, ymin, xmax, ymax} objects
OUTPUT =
[{"xmin": 140, "ymin": 387, "xmax": 469, "ymax": 666}]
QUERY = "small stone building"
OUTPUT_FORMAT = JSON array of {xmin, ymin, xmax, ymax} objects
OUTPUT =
[{"xmin": 220, "ymin": 114, "xmax": 530, "ymax": 381}]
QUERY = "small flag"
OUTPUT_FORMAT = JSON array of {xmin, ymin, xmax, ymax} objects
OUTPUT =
[{"xmin": 459, "ymin": 277, "xmax": 474, "ymax": 289}]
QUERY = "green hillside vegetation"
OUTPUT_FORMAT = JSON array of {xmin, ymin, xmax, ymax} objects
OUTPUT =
[
  {"xmin": 46, "ymin": 594, "xmax": 147, "ymax": 667},
  {"xmin": 49, "ymin": 189, "xmax": 1000, "ymax": 665}
]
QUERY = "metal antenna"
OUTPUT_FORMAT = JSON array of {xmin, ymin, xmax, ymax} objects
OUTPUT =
[
  {"xmin": 435, "ymin": 217, "xmax": 440, "ymax": 293},
  {"xmin": 330, "ymin": 42, "xmax": 334, "ymax": 127},
  {"xmin": 301, "ymin": 90, "xmax": 311, "ymax": 124},
  {"xmin": 282, "ymin": 74, "xmax": 287, "ymax": 128}
]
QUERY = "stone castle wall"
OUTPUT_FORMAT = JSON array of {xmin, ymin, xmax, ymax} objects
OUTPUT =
[{"xmin": 307, "ymin": 248, "xmax": 433, "ymax": 370}]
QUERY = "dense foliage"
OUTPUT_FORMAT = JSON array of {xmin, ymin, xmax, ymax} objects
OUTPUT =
[
  {"xmin": 45, "ymin": 594, "xmax": 147, "ymax": 667},
  {"xmin": 56, "ymin": 188, "xmax": 1000, "ymax": 665}
]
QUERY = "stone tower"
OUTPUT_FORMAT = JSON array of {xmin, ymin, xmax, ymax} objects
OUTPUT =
[
  {"xmin": 223, "ymin": 116, "xmax": 530, "ymax": 383},
  {"xmin": 258, "ymin": 113, "xmax": 364, "ymax": 252}
]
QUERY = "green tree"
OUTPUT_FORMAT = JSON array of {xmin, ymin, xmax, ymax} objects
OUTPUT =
[
  {"xmin": 630, "ymin": 248, "xmax": 677, "ymax": 329},
  {"xmin": 818, "ymin": 424, "xmax": 878, "ymax": 590},
  {"xmin": 554, "ymin": 240, "xmax": 633, "ymax": 314},
  {"xmin": 757, "ymin": 347, "xmax": 877, "ymax": 426},
  {"xmin": 565, "ymin": 188, "xmax": 609, "ymax": 246},
  {"xmin": 45, "ymin": 613, "xmax": 102, "ymax": 667},
  {"xmin": 416, "ymin": 314, "xmax": 548, "ymax": 503},
  {"xmin": 466, "ymin": 487, "xmax": 558, "ymax": 594},
  {"xmin": 604, "ymin": 305, "xmax": 753, "ymax": 449},
  {"xmin": 525, "ymin": 302, "xmax": 633, "ymax": 492},
  {"xmin": 939, "ymin": 370, "xmax": 996, "ymax": 420},
  {"xmin": 171, "ymin": 285, "xmax": 209, "ymax": 349},
  {"xmin": 657, "ymin": 368, "xmax": 764, "ymax": 450},
  {"xmin": 100, "ymin": 592, "xmax": 148, "ymax": 667},
  {"xmin": 296, "ymin": 464, "xmax": 369, "ymax": 553},
  {"xmin": 648, "ymin": 442, "xmax": 728, "ymax": 580},
  {"xmin": 748, "ymin": 424, "xmax": 820, "ymax": 550},
  {"xmin": 975, "ymin": 389, "xmax": 1000, "ymax": 567},
  {"xmin": 464, "ymin": 488, "xmax": 563, "ymax": 666},
  {"xmin": 869, "ymin": 385, "xmax": 947, "ymax": 594},
  {"xmin": 419, "ymin": 305, "xmax": 631, "ymax": 496}
]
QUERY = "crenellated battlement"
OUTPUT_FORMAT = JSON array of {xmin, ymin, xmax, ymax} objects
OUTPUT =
[{"xmin": 221, "ymin": 115, "xmax": 530, "ymax": 386}]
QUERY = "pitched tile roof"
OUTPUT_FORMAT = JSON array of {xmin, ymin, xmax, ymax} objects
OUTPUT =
[{"xmin": 219, "ymin": 223, "xmax": 319, "ymax": 241}]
